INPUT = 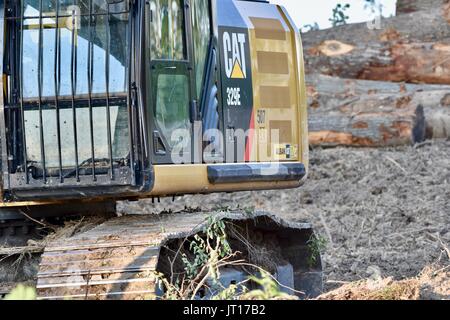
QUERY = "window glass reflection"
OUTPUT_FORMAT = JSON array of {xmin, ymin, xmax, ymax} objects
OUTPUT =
[
  {"xmin": 149, "ymin": 0, "xmax": 186, "ymax": 60},
  {"xmin": 191, "ymin": 0, "xmax": 211, "ymax": 98}
]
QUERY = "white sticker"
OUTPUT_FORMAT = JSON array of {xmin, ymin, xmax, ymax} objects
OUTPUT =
[{"xmin": 226, "ymin": 87, "xmax": 241, "ymax": 106}]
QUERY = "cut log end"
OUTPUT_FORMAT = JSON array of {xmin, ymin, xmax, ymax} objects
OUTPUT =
[{"xmin": 313, "ymin": 40, "xmax": 355, "ymax": 57}]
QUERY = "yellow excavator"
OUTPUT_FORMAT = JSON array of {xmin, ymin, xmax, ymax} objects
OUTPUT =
[{"xmin": 0, "ymin": 0, "xmax": 321, "ymax": 299}]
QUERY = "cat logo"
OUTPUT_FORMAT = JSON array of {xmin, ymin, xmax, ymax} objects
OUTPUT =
[{"xmin": 223, "ymin": 32, "xmax": 247, "ymax": 79}]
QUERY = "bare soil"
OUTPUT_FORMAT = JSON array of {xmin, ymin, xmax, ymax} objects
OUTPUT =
[
  {"xmin": 2, "ymin": 140, "xmax": 449, "ymax": 299},
  {"xmin": 119, "ymin": 140, "xmax": 450, "ymax": 294}
]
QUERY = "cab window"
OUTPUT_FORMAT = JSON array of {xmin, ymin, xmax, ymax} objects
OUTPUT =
[
  {"xmin": 149, "ymin": 0, "xmax": 186, "ymax": 60},
  {"xmin": 191, "ymin": 0, "xmax": 211, "ymax": 98},
  {"xmin": 155, "ymin": 73, "xmax": 190, "ymax": 148},
  {"xmin": 149, "ymin": 0, "xmax": 190, "ymax": 153}
]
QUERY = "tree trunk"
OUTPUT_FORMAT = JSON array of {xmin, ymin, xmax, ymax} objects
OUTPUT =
[
  {"xmin": 306, "ymin": 75, "xmax": 450, "ymax": 146},
  {"xmin": 396, "ymin": 0, "xmax": 447, "ymax": 15},
  {"xmin": 302, "ymin": 6, "xmax": 450, "ymax": 85}
]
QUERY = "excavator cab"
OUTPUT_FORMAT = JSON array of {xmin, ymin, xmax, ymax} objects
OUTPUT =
[{"xmin": 0, "ymin": 0, "xmax": 309, "ymax": 204}]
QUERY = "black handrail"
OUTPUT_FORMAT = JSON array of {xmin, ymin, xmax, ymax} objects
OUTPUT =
[
  {"xmin": 19, "ymin": 0, "xmax": 29, "ymax": 183},
  {"xmin": 37, "ymin": 0, "xmax": 47, "ymax": 183},
  {"xmin": 54, "ymin": 0, "xmax": 64, "ymax": 183},
  {"xmin": 105, "ymin": 3, "xmax": 114, "ymax": 180},
  {"xmin": 70, "ymin": 3, "xmax": 80, "ymax": 181},
  {"xmin": 87, "ymin": 0, "xmax": 96, "ymax": 181}
]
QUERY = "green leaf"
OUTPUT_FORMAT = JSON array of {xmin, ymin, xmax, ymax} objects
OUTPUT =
[{"xmin": 3, "ymin": 285, "xmax": 37, "ymax": 300}]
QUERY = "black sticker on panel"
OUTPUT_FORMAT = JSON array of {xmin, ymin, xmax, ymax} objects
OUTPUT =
[{"xmin": 219, "ymin": 27, "xmax": 254, "ymax": 133}]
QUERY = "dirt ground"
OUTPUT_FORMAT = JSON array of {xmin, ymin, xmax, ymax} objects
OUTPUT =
[
  {"xmin": 1, "ymin": 140, "xmax": 448, "ymax": 299},
  {"xmin": 119, "ymin": 140, "xmax": 450, "ymax": 293}
]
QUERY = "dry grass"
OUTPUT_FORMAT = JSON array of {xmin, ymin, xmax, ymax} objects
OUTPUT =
[
  {"xmin": 318, "ymin": 277, "xmax": 421, "ymax": 300},
  {"xmin": 318, "ymin": 265, "xmax": 449, "ymax": 300}
]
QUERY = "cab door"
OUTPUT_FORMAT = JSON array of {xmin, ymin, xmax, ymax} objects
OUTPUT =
[{"xmin": 147, "ymin": 0, "xmax": 197, "ymax": 164}]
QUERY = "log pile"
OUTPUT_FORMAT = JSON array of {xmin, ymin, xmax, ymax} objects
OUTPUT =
[
  {"xmin": 307, "ymin": 75, "xmax": 450, "ymax": 146},
  {"xmin": 303, "ymin": 0, "xmax": 450, "ymax": 146}
]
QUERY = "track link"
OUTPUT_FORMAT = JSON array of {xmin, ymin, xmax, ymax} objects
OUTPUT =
[{"xmin": 37, "ymin": 212, "xmax": 323, "ymax": 300}]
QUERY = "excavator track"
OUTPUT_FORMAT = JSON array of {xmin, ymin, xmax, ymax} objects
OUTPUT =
[{"xmin": 36, "ymin": 211, "xmax": 323, "ymax": 300}]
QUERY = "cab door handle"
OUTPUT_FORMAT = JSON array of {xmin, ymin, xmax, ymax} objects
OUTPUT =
[{"xmin": 189, "ymin": 100, "xmax": 198, "ymax": 123}]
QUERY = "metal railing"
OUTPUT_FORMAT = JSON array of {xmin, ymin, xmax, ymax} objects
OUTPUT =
[{"xmin": 2, "ymin": 0, "xmax": 140, "ymax": 197}]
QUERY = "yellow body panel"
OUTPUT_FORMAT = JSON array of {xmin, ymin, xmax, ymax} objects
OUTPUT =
[
  {"xmin": 233, "ymin": 2, "xmax": 308, "ymax": 166},
  {"xmin": 278, "ymin": 6, "xmax": 310, "ymax": 172}
]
